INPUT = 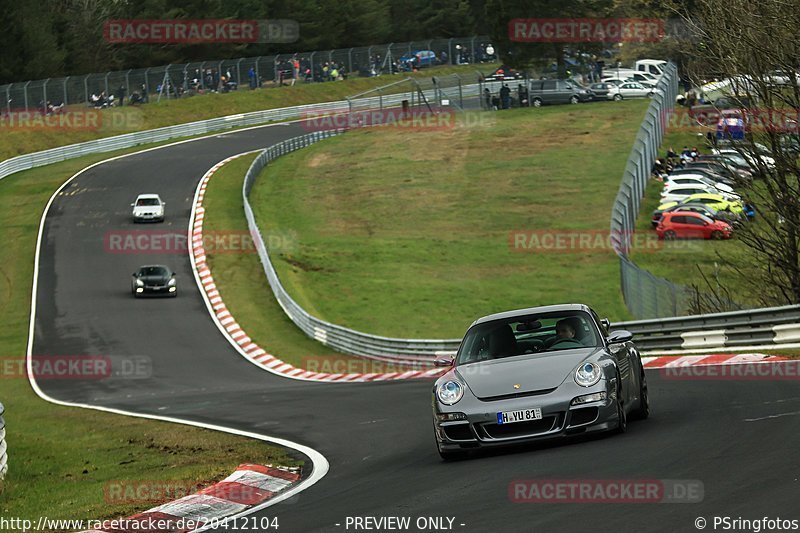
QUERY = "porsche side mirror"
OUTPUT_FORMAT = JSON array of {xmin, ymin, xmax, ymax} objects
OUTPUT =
[
  {"xmin": 607, "ymin": 330, "xmax": 633, "ymax": 344},
  {"xmin": 434, "ymin": 357, "xmax": 454, "ymax": 368},
  {"xmin": 601, "ymin": 318, "xmax": 611, "ymax": 331}
]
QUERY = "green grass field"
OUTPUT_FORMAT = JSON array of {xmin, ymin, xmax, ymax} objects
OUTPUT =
[
  {"xmin": 243, "ymin": 100, "xmax": 650, "ymax": 337},
  {"xmin": 1, "ymin": 64, "xmax": 493, "ymax": 162},
  {"xmin": 200, "ymin": 154, "xmax": 363, "ymax": 370},
  {"xmin": 0, "ymin": 142, "xmax": 300, "ymax": 520}
]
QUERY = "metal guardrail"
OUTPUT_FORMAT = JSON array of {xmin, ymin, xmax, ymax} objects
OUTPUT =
[
  {"xmin": 3, "ymin": 71, "xmax": 797, "ymax": 357},
  {"xmin": 0, "ymin": 84, "xmax": 481, "ymax": 185},
  {"xmin": 244, "ymin": 133, "xmax": 800, "ymax": 357},
  {"xmin": 0, "ymin": 402, "xmax": 7, "ymax": 481},
  {"xmin": 243, "ymin": 131, "xmax": 462, "ymax": 363}
]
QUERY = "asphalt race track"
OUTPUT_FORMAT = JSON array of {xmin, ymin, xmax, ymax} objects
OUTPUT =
[{"xmin": 31, "ymin": 121, "xmax": 800, "ymax": 532}]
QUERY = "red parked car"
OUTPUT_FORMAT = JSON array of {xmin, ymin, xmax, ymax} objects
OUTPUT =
[{"xmin": 656, "ymin": 211, "xmax": 733, "ymax": 240}]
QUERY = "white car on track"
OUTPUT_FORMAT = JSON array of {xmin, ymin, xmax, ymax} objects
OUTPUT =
[{"xmin": 131, "ymin": 194, "xmax": 165, "ymax": 223}]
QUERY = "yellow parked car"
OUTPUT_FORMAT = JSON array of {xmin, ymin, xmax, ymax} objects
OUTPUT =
[{"xmin": 657, "ymin": 193, "xmax": 744, "ymax": 214}]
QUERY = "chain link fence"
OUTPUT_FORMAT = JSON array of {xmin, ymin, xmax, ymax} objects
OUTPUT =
[
  {"xmin": 1, "ymin": 36, "xmax": 496, "ymax": 112},
  {"xmin": 609, "ymin": 63, "xmax": 698, "ymax": 319}
]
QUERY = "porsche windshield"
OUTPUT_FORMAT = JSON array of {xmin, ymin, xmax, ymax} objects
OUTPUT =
[{"xmin": 456, "ymin": 311, "xmax": 601, "ymax": 365}]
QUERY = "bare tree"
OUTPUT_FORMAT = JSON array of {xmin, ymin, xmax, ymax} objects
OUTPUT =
[{"xmin": 676, "ymin": 0, "xmax": 800, "ymax": 308}]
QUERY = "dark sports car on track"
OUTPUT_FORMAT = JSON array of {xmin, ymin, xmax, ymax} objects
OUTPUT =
[
  {"xmin": 432, "ymin": 304, "xmax": 649, "ymax": 460},
  {"xmin": 131, "ymin": 265, "xmax": 177, "ymax": 297}
]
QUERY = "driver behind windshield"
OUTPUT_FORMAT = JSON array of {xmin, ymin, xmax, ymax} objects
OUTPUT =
[{"xmin": 555, "ymin": 318, "xmax": 578, "ymax": 340}]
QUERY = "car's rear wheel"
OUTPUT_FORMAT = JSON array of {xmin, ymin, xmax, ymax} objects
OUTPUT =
[
  {"xmin": 570, "ymin": 95, "xmax": 579, "ymax": 104},
  {"xmin": 613, "ymin": 94, "xmax": 623, "ymax": 101},
  {"xmin": 615, "ymin": 396, "xmax": 627, "ymax": 434},
  {"xmin": 711, "ymin": 230, "xmax": 723, "ymax": 240},
  {"xmin": 663, "ymin": 230, "xmax": 677, "ymax": 240},
  {"xmin": 532, "ymin": 98, "xmax": 542, "ymax": 107},
  {"xmin": 632, "ymin": 367, "xmax": 650, "ymax": 420},
  {"xmin": 615, "ymin": 372, "xmax": 627, "ymax": 434}
]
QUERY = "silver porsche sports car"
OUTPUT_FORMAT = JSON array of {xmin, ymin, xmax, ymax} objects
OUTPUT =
[{"xmin": 432, "ymin": 304, "xmax": 649, "ymax": 460}]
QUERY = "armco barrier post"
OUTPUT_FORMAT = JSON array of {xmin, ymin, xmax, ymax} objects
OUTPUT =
[{"xmin": 0, "ymin": 402, "xmax": 7, "ymax": 483}]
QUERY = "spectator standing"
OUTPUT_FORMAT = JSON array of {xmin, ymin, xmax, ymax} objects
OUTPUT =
[
  {"xmin": 500, "ymin": 84, "xmax": 511, "ymax": 109},
  {"xmin": 248, "ymin": 67, "xmax": 257, "ymax": 89}
]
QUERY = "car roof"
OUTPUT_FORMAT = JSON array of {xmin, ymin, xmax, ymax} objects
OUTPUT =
[
  {"xmin": 471, "ymin": 304, "xmax": 592, "ymax": 327},
  {"xmin": 664, "ymin": 210, "xmax": 703, "ymax": 217},
  {"xmin": 138, "ymin": 264, "xmax": 170, "ymax": 270},
  {"xmin": 668, "ymin": 174, "xmax": 714, "ymax": 181},
  {"xmin": 687, "ymin": 193, "xmax": 724, "ymax": 201},
  {"xmin": 136, "ymin": 193, "xmax": 161, "ymax": 199}
]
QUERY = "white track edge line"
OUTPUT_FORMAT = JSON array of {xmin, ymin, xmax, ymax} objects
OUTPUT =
[{"xmin": 24, "ymin": 124, "xmax": 329, "ymax": 528}]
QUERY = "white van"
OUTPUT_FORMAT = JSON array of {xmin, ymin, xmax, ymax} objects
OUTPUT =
[
  {"xmin": 636, "ymin": 59, "xmax": 667, "ymax": 78},
  {"xmin": 602, "ymin": 67, "xmax": 637, "ymax": 80}
]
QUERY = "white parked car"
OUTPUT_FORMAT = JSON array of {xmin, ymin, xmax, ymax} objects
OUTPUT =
[
  {"xmin": 714, "ymin": 147, "xmax": 776, "ymax": 170},
  {"xmin": 664, "ymin": 173, "xmax": 735, "ymax": 195},
  {"xmin": 608, "ymin": 82, "xmax": 657, "ymax": 100},
  {"xmin": 131, "ymin": 194, "xmax": 165, "ymax": 223},
  {"xmin": 661, "ymin": 183, "xmax": 739, "ymax": 204}
]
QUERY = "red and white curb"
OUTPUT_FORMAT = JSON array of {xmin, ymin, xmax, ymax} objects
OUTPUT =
[
  {"xmin": 641, "ymin": 353, "xmax": 790, "ymax": 368},
  {"xmin": 189, "ymin": 154, "xmax": 446, "ymax": 383},
  {"xmin": 81, "ymin": 464, "xmax": 300, "ymax": 532},
  {"xmin": 190, "ymin": 157, "xmax": 796, "ymax": 383}
]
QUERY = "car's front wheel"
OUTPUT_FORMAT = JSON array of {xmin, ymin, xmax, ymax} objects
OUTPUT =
[
  {"xmin": 569, "ymin": 95, "xmax": 579, "ymax": 104},
  {"xmin": 532, "ymin": 98, "xmax": 542, "ymax": 107},
  {"xmin": 438, "ymin": 444, "xmax": 468, "ymax": 461},
  {"xmin": 613, "ymin": 94, "xmax": 623, "ymax": 101},
  {"xmin": 711, "ymin": 230, "xmax": 724, "ymax": 240},
  {"xmin": 663, "ymin": 230, "xmax": 677, "ymax": 240}
]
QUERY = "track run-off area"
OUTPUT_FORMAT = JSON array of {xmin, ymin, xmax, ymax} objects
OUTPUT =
[{"xmin": 28, "ymin": 120, "xmax": 800, "ymax": 532}]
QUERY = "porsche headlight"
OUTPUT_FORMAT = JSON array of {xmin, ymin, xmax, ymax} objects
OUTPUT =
[
  {"xmin": 168, "ymin": 278, "xmax": 176, "ymax": 286},
  {"xmin": 135, "ymin": 279, "xmax": 144, "ymax": 287},
  {"xmin": 437, "ymin": 380, "xmax": 464, "ymax": 405},
  {"xmin": 575, "ymin": 362, "xmax": 602, "ymax": 387}
]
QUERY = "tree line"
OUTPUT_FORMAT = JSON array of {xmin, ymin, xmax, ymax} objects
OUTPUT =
[{"xmin": 1, "ymin": 0, "xmax": 679, "ymax": 85}]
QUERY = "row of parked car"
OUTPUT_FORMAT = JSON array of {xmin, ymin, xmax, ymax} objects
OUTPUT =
[
  {"xmin": 529, "ymin": 69, "xmax": 664, "ymax": 107},
  {"xmin": 650, "ymin": 148, "xmax": 760, "ymax": 240}
]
